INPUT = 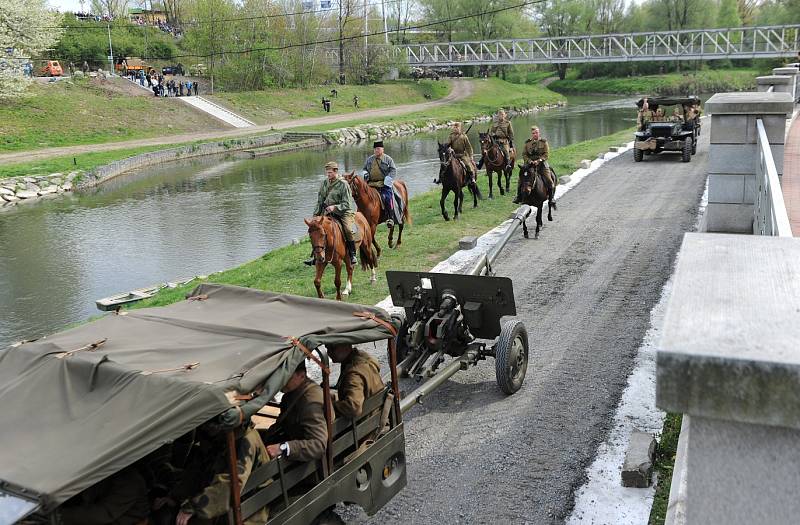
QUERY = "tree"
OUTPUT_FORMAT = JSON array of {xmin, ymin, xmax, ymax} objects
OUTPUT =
[
  {"xmin": 534, "ymin": 0, "xmax": 595, "ymax": 79},
  {"xmin": 0, "ymin": 0, "xmax": 63, "ymax": 99},
  {"xmin": 90, "ymin": 0, "xmax": 130, "ymax": 18},
  {"xmin": 716, "ymin": 0, "xmax": 742, "ymax": 27}
]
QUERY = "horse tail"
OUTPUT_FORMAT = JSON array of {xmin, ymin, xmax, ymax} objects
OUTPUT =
[
  {"xmin": 397, "ymin": 181, "xmax": 412, "ymax": 226},
  {"xmin": 356, "ymin": 213, "xmax": 376, "ymax": 270}
]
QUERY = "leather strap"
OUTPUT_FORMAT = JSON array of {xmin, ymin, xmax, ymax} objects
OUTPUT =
[
  {"xmin": 286, "ymin": 336, "xmax": 330, "ymax": 375},
  {"xmin": 353, "ymin": 311, "xmax": 398, "ymax": 337}
]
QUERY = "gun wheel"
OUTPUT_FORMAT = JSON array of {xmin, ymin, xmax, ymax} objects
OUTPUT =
[{"xmin": 495, "ymin": 319, "xmax": 529, "ymax": 395}]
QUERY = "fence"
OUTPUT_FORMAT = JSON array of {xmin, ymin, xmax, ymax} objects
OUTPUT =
[{"xmin": 754, "ymin": 119, "xmax": 793, "ymax": 236}]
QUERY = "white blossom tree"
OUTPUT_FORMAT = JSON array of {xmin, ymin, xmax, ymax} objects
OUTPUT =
[{"xmin": 0, "ymin": 0, "xmax": 63, "ymax": 98}]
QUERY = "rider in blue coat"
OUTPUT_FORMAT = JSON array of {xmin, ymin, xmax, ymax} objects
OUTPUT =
[{"xmin": 361, "ymin": 141, "xmax": 399, "ymax": 226}]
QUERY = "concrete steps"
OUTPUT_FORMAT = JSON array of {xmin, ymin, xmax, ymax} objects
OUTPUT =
[{"xmin": 178, "ymin": 96, "xmax": 256, "ymax": 128}]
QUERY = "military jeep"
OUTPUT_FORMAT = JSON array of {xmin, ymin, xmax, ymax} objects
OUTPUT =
[{"xmin": 633, "ymin": 96, "xmax": 701, "ymax": 163}]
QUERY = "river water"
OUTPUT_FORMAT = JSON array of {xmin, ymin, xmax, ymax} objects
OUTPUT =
[{"xmin": 0, "ymin": 94, "xmax": 638, "ymax": 348}]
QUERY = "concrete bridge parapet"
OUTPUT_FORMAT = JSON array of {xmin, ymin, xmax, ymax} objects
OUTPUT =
[
  {"xmin": 772, "ymin": 66, "xmax": 799, "ymax": 101},
  {"xmin": 756, "ymin": 74, "xmax": 794, "ymax": 95},
  {"xmin": 704, "ymin": 92, "xmax": 794, "ymax": 233}
]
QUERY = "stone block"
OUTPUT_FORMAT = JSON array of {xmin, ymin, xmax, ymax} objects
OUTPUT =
[
  {"xmin": 15, "ymin": 190, "xmax": 38, "ymax": 199},
  {"xmin": 707, "ymin": 174, "xmax": 745, "ymax": 204},
  {"xmin": 596, "ymin": 152, "xmax": 606, "ymax": 160},
  {"xmin": 558, "ymin": 175, "xmax": 571, "ymax": 185},
  {"xmin": 705, "ymin": 92, "xmax": 793, "ymax": 116},
  {"xmin": 742, "ymin": 175, "xmax": 756, "ymax": 205},
  {"xmin": 708, "ymin": 144, "xmax": 756, "ymax": 175},
  {"xmin": 709, "ymin": 114, "xmax": 748, "ymax": 144},
  {"xmin": 657, "ymin": 234, "xmax": 800, "ymax": 429},
  {"xmin": 621, "ymin": 431, "xmax": 656, "ymax": 488},
  {"xmin": 608, "ymin": 146, "xmax": 622, "ymax": 152},
  {"xmin": 580, "ymin": 159, "xmax": 592, "ymax": 169},
  {"xmin": 1, "ymin": 193, "xmax": 18, "ymax": 202},
  {"xmin": 0, "ymin": 187, "xmax": 14, "ymax": 196},
  {"xmin": 703, "ymin": 203, "xmax": 753, "ymax": 233},
  {"xmin": 458, "ymin": 236, "xmax": 478, "ymax": 250}
]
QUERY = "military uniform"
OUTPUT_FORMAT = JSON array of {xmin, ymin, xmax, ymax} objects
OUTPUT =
[
  {"xmin": 314, "ymin": 175, "xmax": 359, "ymax": 243},
  {"xmin": 448, "ymin": 130, "xmax": 476, "ymax": 181},
  {"xmin": 263, "ymin": 377, "xmax": 329, "ymax": 463},
  {"xmin": 179, "ymin": 428, "xmax": 270, "ymax": 525},
  {"xmin": 60, "ymin": 467, "xmax": 149, "ymax": 525},
  {"xmin": 335, "ymin": 348, "xmax": 384, "ymax": 420},
  {"xmin": 490, "ymin": 116, "xmax": 515, "ymax": 167},
  {"xmin": 362, "ymin": 153, "xmax": 400, "ymax": 225},
  {"xmin": 516, "ymin": 136, "xmax": 554, "ymax": 203}
]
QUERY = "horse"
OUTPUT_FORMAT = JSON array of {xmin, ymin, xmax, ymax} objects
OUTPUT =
[
  {"xmin": 436, "ymin": 142, "xmax": 481, "ymax": 221},
  {"xmin": 479, "ymin": 132, "xmax": 515, "ymax": 199},
  {"xmin": 344, "ymin": 171, "xmax": 411, "ymax": 249},
  {"xmin": 304, "ymin": 212, "xmax": 378, "ymax": 301},
  {"xmin": 517, "ymin": 161, "xmax": 557, "ymax": 240}
]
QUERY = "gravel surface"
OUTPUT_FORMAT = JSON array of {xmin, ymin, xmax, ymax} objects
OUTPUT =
[{"xmin": 342, "ymin": 132, "xmax": 708, "ymax": 524}]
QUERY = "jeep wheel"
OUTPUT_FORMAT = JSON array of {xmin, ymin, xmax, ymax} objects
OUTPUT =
[
  {"xmin": 633, "ymin": 148, "xmax": 644, "ymax": 162},
  {"xmin": 495, "ymin": 319, "xmax": 529, "ymax": 395},
  {"xmin": 691, "ymin": 139, "xmax": 697, "ymax": 155},
  {"xmin": 682, "ymin": 138, "xmax": 692, "ymax": 163}
]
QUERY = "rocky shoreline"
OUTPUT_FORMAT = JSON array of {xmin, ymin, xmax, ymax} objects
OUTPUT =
[{"xmin": 1, "ymin": 171, "xmax": 82, "ymax": 206}]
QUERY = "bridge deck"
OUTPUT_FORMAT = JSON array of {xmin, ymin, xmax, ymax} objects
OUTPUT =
[{"xmin": 783, "ymin": 114, "xmax": 800, "ymax": 235}]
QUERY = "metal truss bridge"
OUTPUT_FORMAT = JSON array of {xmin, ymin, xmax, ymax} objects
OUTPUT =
[{"xmin": 394, "ymin": 24, "xmax": 800, "ymax": 67}]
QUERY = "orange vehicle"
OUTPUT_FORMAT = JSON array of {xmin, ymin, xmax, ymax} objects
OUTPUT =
[
  {"xmin": 115, "ymin": 57, "xmax": 147, "ymax": 75},
  {"xmin": 41, "ymin": 60, "xmax": 63, "ymax": 76}
]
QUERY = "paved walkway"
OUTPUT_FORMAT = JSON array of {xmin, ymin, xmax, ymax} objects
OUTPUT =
[
  {"xmin": 783, "ymin": 112, "xmax": 800, "ymax": 235},
  {"xmin": 179, "ymin": 96, "xmax": 256, "ymax": 128},
  {"xmin": 0, "ymin": 79, "xmax": 473, "ymax": 166}
]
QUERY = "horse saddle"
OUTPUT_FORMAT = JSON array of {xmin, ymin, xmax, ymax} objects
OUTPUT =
[
  {"xmin": 379, "ymin": 189, "xmax": 404, "ymax": 225},
  {"xmin": 331, "ymin": 215, "xmax": 360, "ymax": 242}
]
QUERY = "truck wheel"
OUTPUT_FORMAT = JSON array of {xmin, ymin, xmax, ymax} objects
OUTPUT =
[
  {"xmin": 692, "ymin": 139, "xmax": 697, "ymax": 155},
  {"xmin": 495, "ymin": 319, "xmax": 529, "ymax": 395},
  {"xmin": 633, "ymin": 148, "xmax": 644, "ymax": 162},
  {"xmin": 682, "ymin": 138, "xmax": 692, "ymax": 163},
  {"xmin": 391, "ymin": 314, "xmax": 410, "ymax": 363}
]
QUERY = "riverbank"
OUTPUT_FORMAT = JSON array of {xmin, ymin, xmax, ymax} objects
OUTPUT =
[
  {"xmin": 550, "ymin": 69, "xmax": 762, "ymax": 96},
  {"xmin": 134, "ymin": 126, "xmax": 634, "ymax": 310}
]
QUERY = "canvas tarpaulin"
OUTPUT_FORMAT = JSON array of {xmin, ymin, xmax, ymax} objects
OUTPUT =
[
  {"xmin": 636, "ymin": 96, "xmax": 701, "ymax": 108},
  {"xmin": 0, "ymin": 283, "xmax": 395, "ymax": 511}
]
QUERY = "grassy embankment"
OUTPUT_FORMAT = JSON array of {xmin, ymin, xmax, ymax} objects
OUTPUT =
[
  {"xmin": 649, "ymin": 413, "xmax": 683, "ymax": 524},
  {"xmin": 549, "ymin": 68, "xmax": 762, "ymax": 95},
  {"xmin": 209, "ymin": 80, "xmax": 450, "ymax": 124},
  {"xmin": 0, "ymin": 78, "xmax": 225, "ymax": 153},
  {"xmin": 0, "ymin": 79, "xmax": 562, "ymax": 180},
  {"xmin": 135, "ymin": 126, "xmax": 633, "ymax": 309}
]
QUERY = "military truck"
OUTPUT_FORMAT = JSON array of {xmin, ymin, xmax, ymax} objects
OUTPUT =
[{"xmin": 633, "ymin": 96, "xmax": 702, "ymax": 163}]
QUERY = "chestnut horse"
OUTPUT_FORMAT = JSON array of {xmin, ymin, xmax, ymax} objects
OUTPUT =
[
  {"xmin": 479, "ymin": 132, "xmax": 515, "ymax": 199},
  {"xmin": 436, "ymin": 142, "xmax": 481, "ymax": 221},
  {"xmin": 305, "ymin": 212, "xmax": 378, "ymax": 300},
  {"xmin": 344, "ymin": 172, "xmax": 411, "ymax": 249},
  {"xmin": 517, "ymin": 161, "xmax": 557, "ymax": 240}
]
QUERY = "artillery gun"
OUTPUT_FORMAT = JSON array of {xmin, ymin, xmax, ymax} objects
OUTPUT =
[{"xmin": 390, "ymin": 205, "xmax": 533, "ymax": 413}]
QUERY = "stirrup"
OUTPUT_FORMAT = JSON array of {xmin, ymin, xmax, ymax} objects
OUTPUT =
[
  {"xmin": 386, "ymin": 218, "xmax": 395, "ymax": 228},
  {"xmin": 303, "ymin": 257, "xmax": 315, "ymax": 266}
]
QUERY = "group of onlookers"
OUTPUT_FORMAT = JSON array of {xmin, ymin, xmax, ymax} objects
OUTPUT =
[{"xmin": 124, "ymin": 69, "xmax": 199, "ymax": 97}]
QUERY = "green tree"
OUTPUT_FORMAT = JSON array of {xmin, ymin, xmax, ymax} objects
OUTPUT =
[
  {"xmin": 0, "ymin": 0, "xmax": 64, "ymax": 98},
  {"xmin": 534, "ymin": 0, "xmax": 595, "ymax": 79},
  {"xmin": 716, "ymin": 0, "xmax": 742, "ymax": 27}
]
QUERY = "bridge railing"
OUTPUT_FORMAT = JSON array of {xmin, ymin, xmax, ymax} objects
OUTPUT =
[{"xmin": 754, "ymin": 119, "xmax": 793, "ymax": 236}]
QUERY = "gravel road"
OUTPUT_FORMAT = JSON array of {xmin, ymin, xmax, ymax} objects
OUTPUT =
[{"xmin": 346, "ymin": 132, "xmax": 708, "ymax": 524}]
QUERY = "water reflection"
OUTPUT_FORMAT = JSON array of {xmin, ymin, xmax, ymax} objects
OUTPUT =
[{"xmin": 0, "ymin": 95, "xmax": 638, "ymax": 347}]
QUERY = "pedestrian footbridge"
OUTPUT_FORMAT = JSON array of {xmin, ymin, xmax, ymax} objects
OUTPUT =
[{"xmin": 395, "ymin": 24, "xmax": 799, "ymax": 67}]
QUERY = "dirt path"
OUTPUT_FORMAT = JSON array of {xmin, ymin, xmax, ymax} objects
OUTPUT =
[
  {"xmin": 344, "ymin": 135, "xmax": 708, "ymax": 524},
  {"xmin": 0, "ymin": 80, "xmax": 474, "ymax": 167}
]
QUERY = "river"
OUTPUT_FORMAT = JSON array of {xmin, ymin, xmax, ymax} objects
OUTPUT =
[{"xmin": 0, "ymin": 94, "xmax": 639, "ymax": 348}]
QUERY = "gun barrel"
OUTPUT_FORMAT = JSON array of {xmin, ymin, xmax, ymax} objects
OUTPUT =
[
  {"xmin": 466, "ymin": 205, "xmax": 532, "ymax": 276},
  {"xmin": 399, "ymin": 357, "xmax": 464, "ymax": 414}
]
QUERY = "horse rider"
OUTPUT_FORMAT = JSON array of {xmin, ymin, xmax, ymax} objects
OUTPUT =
[
  {"xmin": 515, "ymin": 125, "xmax": 554, "ymax": 204},
  {"xmin": 362, "ymin": 140, "xmax": 399, "ymax": 227},
  {"xmin": 488, "ymin": 108, "xmax": 515, "ymax": 170},
  {"xmin": 304, "ymin": 161, "xmax": 359, "ymax": 267},
  {"xmin": 447, "ymin": 122, "xmax": 477, "ymax": 183}
]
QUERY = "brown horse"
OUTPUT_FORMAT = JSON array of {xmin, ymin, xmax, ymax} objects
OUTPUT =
[
  {"xmin": 479, "ymin": 132, "xmax": 516, "ymax": 199},
  {"xmin": 305, "ymin": 212, "xmax": 378, "ymax": 300},
  {"xmin": 436, "ymin": 142, "xmax": 481, "ymax": 221},
  {"xmin": 518, "ymin": 161, "xmax": 557, "ymax": 240},
  {"xmin": 344, "ymin": 171, "xmax": 411, "ymax": 249}
]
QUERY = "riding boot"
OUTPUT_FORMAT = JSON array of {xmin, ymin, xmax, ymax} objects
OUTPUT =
[
  {"xmin": 303, "ymin": 250, "xmax": 315, "ymax": 266},
  {"xmin": 512, "ymin": 181, "xmax": 523, "ymax": 204},
  {"xmin": 346, "ymin": 240, "xmax": 357, "ymax": 266},
  {"xmin": 476, "ymin": 156, "xmax": 484, "ymax": 170}
]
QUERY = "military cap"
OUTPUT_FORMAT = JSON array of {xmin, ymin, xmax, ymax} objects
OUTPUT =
[
  {"xmin": 324, "ymin": 161, "xmax": 339, "ymax": 170},
  {"xmin": 373, "ymin": 140, "xmax": 384, "ymax": 148}
]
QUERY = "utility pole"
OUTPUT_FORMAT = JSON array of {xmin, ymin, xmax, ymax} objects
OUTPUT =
[
  {"xmin": 107, "ymin": 23, "xmax": 114, "ymax": 75},
  {"xmin": 363, "ymin": 0, "xmax": 368, "ymax": 75},
  {"xmin": 338, "ymin": 0, "xmax": 345, "ymax": 84},
  {"xmin": 382, "ymin": 0, "xmax": 388, "ymax": 45}
]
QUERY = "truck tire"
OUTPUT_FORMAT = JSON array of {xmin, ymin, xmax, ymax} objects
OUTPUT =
[
  {"xmin": 682, "ymin": 138, "xmax": 692, "ymax": 163},
  {"xmin": 633, "ymin": 147, "xmax": 644, "ymax": 162},
  {"xmin": 692, "ymin": 139, "xmax": 697, "ymax": 155},
  {"xmin": 494, "ymin": 319, "xmax": 529, "ymax": 395},
  {"xmin": 391, "ymin": 314, "xmax": 410, "ymax": 363}
]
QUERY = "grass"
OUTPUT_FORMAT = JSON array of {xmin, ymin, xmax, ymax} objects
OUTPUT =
[
  {"xmin": 208, "ymin": 80, "xmax": 451, "ymax": 124},
  {"xmin": 550, "ymin": 68, "xmax": 762, "ymax": 95},
  {"xmin": 134, "ymin": 126, "xmax": 632, "ymax": 310},
  {"xmin": 0, "ymin": 78, "xmax": 224, "ymax": 153},
  {"xmin": 649, "ymin": 413, "xmax": 683, "ymax": 525},
  {"xmin": 291, "ymin": 78, "xmax": 565, "ymax": 133}
]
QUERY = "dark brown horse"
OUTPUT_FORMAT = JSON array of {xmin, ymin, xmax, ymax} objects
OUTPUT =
[
  {"xmin": 479, "ymin": 132, "xmax": 516, "ymax": 199},
  {"xmin": 436, "ymin": 142, "xmax": 481, "ymax": 221},
  {"xmin": 518, "ymin": 161, "xmax": 557, "ymax": 240},
  {"xmin": 344, "ymin": 171, "xmax": 411, "ymax": 249},
  {"xmin": 305, "ymin": 212, "xmax": 378, "ymax": 300}
]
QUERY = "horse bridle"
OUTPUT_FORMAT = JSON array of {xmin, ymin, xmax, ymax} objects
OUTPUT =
[
  {"xmin": 310, "ymin": 218, "xmax": 334, "ymax": 264},
  {"xmin": 481, "ymin": 136, "xmax": 502, "ymax": 164}
]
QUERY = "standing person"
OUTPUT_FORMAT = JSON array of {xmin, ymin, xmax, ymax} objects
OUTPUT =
[
  {"xmin": 179, "ymin": 81, "xmax": 184, "ymax": 96},
  {"xmin": 82, "ymin": 60, "xmax": 89, "ymax": 74},
  {"xmin": 186, "ymin": 80, "xmax": 192, "ymax": 96},
  {"xmin": 193, "ymin": 81, "xmax": 198, "ymax": 96},
  {"xmin": 303, "ymin": 161, "xmax": 360, "ymax": 266},
  {"xmin": 362, "ymin": 140, "xmax": 400, "ymax": 227},
  {"xmin": 489, "ymin": 108, "xmax": 514, "ymax": 170},
  {"xmin": 515, "ymin": 125, "xmax": 554, "ymax": 203},
  {"xmin": 353, "ymin": 95, "xmax": 359, "ymax": 108},
  {"xmin": 447, "ymin": 121, "xmax": 477, "ymax": 183}
]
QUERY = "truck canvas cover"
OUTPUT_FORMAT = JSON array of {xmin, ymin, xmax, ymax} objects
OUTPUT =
[
  {"xmin": 0, "ymin": 283, "xmax": 395, "ymax": 516},
  {"xmin": 636, "ymin": 96, "xmax": 701, "ymax": 108}
]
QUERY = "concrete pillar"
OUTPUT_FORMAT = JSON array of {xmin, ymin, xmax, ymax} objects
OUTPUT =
[
  {"xmin": 756, "ymin": 75, "xmax": 792, "ymax": 95},
  {"xmin": 658, "ymin": 233, "xmax": 800, "ymax": 525},
  {"xmin": 704, "ymin": 92, "xmax": 794, "ymax": 233},
  {"xmin": 773, "ymin": 66, "xmax": 799, "ymax": 101}
]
